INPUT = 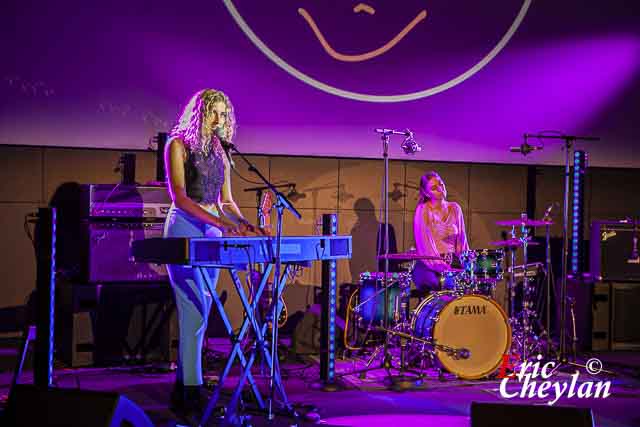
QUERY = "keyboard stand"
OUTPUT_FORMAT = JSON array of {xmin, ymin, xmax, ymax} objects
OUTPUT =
[{"xmin": 200, "ymin": 263, "xmax": 292, "ymax": 426}]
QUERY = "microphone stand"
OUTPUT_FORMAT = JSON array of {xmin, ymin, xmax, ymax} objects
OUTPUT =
[
  {"xmin": 343, "ymin": 130, "xmax": 424, "ymax": 387},
  {"xmin": 522, "ymin": 133, "xmax": 599, "ymax": 368},
  {"xmin": 243, "ymin": 182, "xmax": 296, "ymax": 376},
  {"xmin": 228, "ymin": 145, "xmax": 302, "ymax": 422},
  {"xmin": 544, "ymin": 214, "xmax": 553, "ymax": 358}
]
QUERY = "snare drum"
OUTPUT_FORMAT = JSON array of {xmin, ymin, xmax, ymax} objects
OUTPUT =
[
  {"xmin": 441, "ymin": 270, "xmax": 496, "ymax": 296},
  {"xmin": 440, "ymin": 270, "xmax": 471, "ymax": 293},
  {"xmin": 411, "ymin": 292, "xmax": 511, "ymax": 379},
  {"xmin": 460, "ymin": 249, "xmax": 505, "ymax": 281}
]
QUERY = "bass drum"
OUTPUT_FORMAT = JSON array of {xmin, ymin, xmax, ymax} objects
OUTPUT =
[{"xmin": 411, "ymin": 292, "xmax": 511, "ymax": 379}]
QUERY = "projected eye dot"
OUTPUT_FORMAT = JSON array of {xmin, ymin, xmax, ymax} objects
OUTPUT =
[{"xmin": 223, "ymin": 1, "xmax": 532, "ymax": 103}]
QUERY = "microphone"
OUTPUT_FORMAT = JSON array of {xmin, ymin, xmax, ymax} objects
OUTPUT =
[
  {"xmin": 374, "ymin": 128, "xmax": 423, "ymax": 154},
  {"xmin": 219, "ymin": 139, "xmax": 236, "ymax": 151},
  {"xmin": 510, "ymin": 135, "xmax": 542, "ymax": 156},
  {"xmin": 510, "ymin": 142, "xmax": 543, "ymax": 156},
  {"xmin": 215, "ymin": 131, "xmax": 236, "ymax": 168},
  {"xmin": 401, "ymin": 133, "xmax": 422, "ymax": 155},
  {"xmin": 215, "ymin": 126, "xmax": 236, "ymax": 150}
]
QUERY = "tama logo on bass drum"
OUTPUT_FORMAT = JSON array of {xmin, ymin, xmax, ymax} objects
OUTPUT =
[{"xmin": 454, "ymin": 305, "xmax": 487, "ymax": 315}]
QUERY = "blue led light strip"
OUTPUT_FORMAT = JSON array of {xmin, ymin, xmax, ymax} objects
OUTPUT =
[
  {"xmin": 570, "ymin": 151, "xmax": 587, "ymax": 275},
  {"xmin": 321, "ymin": 213, "xmax": 338, "ymax": 384}
]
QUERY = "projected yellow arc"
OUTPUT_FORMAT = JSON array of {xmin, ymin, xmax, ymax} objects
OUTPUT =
[{"xmin": 222, "ymin": 1, "xmax": 532, "ymax": 103}]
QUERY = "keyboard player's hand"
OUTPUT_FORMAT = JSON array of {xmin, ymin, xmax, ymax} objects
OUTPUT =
[
  {"xmin": 222, "ymin": 225, "xmax": 241, "ymax": 236},
  {"xmin": 258, "ymin": 225, "xmax": 271, "ymax": 236},
  {"xmin": 236, "ymin": 221, "xmax": 267, "ymax": 237}
]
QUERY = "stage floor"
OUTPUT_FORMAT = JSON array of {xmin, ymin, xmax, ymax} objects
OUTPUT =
[{"xmin": 1, "ymin": 338, "xmax": 639, "ymax": 427}]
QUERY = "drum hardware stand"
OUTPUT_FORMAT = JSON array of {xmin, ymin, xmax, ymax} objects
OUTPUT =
[
  {"xmin": 505, "ymin": 235, "xmax": 517, "ymax": 320},
  {"xmin": 342, "ymin": 324, "xmax": 469, "ymax": 386},
  {"xmin": 519, "ymin": 218, "xmax": 539, "ymax": 361},
  {"xmin": 379, "ymin": 327, "xmax": 471, "ymax": 380},
  {"xmin": 506, "ymin": 218, "xmax": 548, "ymax": 362},
  {"xmin": 348, "ymin": 279, "xmax": 418, "ymax": 382},
  {"xmin": 520, "ymin": 133, "xmax": 600, "ymax": 372},
  {"xmin": 347, "ymin": 272, "xmax": 409, "ymax": 354},
  {"xmin": 223, "ymin": 144, "xmax": 302, "ymax": 424},
  {"xmin": 544, "ymin": 213, "xmax": 554, "ymax": 358}
]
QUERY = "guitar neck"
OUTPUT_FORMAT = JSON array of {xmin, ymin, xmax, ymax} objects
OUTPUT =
[{"xmin": 258, "ymin": 191, "xmax": 273, "ymax": 231}]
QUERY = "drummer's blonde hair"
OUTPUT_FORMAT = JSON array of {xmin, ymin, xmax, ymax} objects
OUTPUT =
[{"xmin": 418, "ymin": 171, "xmax": 444, "ymax": 204}]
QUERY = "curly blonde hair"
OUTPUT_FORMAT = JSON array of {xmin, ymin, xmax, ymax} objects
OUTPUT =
[{"xmin": 170, "ymin": 89, "xmax": 236, "ymax": 155}]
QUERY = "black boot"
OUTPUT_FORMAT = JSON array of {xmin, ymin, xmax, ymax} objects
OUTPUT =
[
  {"xmin": 184, "ymin": 385, "xmax": 204, "ymax": 412},
  {"xmin": 170, "ymin": 380, "xmax": 185, "ymax": 412},
  {"xmin": 170, "ymin": 382, "xmax": 202, "ymax": 426}
]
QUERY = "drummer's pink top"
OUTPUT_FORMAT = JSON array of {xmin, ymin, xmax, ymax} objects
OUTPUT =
[{"xmin": 414, "ymin": 201, "xmax": 469, "ymax": 272}]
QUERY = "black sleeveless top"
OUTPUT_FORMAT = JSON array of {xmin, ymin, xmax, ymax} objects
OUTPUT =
[{"xmin": 184, "ymin": 145, "xmax": 225, "ymax": 205}]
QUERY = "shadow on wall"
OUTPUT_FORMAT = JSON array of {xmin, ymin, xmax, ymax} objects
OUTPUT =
[
  {"xmin": 41, "ymin": 182, "xmax": 84, "ymax": 280},
  {"xmin": 1, "ymin": 183, "xmax": 85, "ymax": 334},
  {"xmin": 348, "ymin": 198, "xmax": 402, "ymax": 283}
]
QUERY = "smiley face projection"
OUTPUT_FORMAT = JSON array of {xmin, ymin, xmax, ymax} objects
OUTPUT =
[{"xmin": 223, "ymin": 1, "xmax": 531, "ymax": 102}]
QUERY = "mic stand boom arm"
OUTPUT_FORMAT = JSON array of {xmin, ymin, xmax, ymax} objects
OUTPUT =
[{"xmin": 523, "ymin": 134, "xmax": 600, "ymax": 142}]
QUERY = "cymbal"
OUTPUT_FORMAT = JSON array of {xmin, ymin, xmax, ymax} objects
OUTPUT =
[
  {"xmin": 489, "ymin": 238, "xmax": 540, "ymax": 248},
  {"xmin": 495, "ymin": 218, "xmax": 553, "ymax": 227},
  {"xmin": 376, "ymin": 251, "xmax": 443, "ymax": 261}
]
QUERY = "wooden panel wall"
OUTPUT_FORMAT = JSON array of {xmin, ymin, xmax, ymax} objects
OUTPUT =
[{"xmin": 1, "ymin": 145, "xmax": 638, "ymax": 330}]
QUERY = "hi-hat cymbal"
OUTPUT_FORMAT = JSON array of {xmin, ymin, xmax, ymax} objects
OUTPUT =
[
  {"xmin": 376, "ymin": 251, "xmax": 443, "ymax": 261},
  {"xmin": 495, "ymin": 218, "xmax": 553, "ymax": 227},
  {"xmin": 489, "ymin": 238, "xmax": 541, "ymax": 248}
]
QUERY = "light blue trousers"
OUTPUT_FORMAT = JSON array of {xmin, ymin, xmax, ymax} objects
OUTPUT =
[{"xmin": 163, "ymin": 205, "xmax": 222, "ymax": 386}]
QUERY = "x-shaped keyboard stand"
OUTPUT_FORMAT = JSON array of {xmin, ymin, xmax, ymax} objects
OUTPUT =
[{"xmin": 199, "ymin": 262, "xmax": 292, "ymax": 426}]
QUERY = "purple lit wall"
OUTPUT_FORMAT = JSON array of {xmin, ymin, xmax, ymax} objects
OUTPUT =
[{"xmin": 2, "ymin": 1, "xmax": 639, "ymax": 167}]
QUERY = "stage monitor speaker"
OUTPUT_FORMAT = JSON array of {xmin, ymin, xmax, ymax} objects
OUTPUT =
[
  {"xmin": 471, "ymin": 402, "xmax": 594, "ymax": 427},
  {"xmin": 592, "ymin": 282, "xmax": 611, "ymax": 351},
  {"xmin": 592, "ymin": 281, "xmax": 640, "ymax": 350},
  {"xmin": 611, "ymin": 282, "xmax": 640, "ymax": 350},
  {"xmin": 3, "ymin": 384, "xmax": 154, "ymax": 427}
]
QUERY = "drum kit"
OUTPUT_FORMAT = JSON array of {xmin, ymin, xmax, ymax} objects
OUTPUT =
[{"xmin": 344, "ymin": 214, "xmax": 554, "ymax": 381}]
